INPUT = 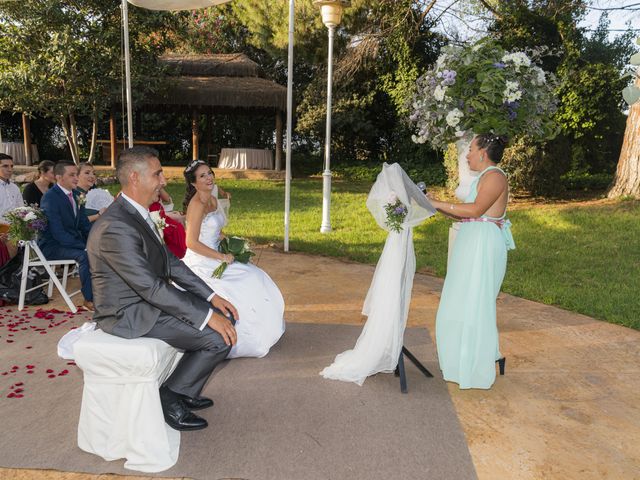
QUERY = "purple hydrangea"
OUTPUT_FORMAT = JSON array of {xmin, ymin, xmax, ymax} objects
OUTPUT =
[{"xmin": 441, "ymin": 69, "xmax": 457, "ymax": 86}]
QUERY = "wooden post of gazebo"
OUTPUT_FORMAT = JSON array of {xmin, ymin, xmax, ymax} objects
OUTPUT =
[
  {"xmin": 192, "ymin": 110, "xmax": 200, "ymax": 160},
  {"xmin": 22, "ymin": 113, "xmax": 32, "ymax": 166},
  {"xmin": 275, "ymin": 111, "xmax": 283, "ymax": 171},
  {"xmin": 109, "ymin": 107, "xmax": 117, "ymax": 168}
]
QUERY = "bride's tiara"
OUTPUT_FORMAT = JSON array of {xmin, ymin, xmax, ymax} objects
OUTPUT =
[{"xmin": 184, "ymin": 159, "xmax": 207, "ymax": 173}]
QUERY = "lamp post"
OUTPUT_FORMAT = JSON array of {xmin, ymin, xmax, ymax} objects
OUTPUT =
[{"xmin": 314, "ymin": 0, "xmax": 349, "ymax": 234}]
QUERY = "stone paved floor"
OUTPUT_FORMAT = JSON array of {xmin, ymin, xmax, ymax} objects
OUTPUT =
[{"xmin": 2, "ymin": 247, "xmax": 639, "ymax": 479}]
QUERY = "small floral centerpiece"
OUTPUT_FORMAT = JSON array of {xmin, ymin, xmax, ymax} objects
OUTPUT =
[
  {"xmin": 212, "ymin": 236, "xmax": 255, "ymax": 278},
  {"xmin": 384, "ymin": 192, "xmax": 408, "ymax": 233},
  {"xmin": 410, "ymin": 37, "xmax": 558, "ymax": 149},
  {"xmin": 5, "ymin": 206, "xmax": 47, "ymax": 242}
]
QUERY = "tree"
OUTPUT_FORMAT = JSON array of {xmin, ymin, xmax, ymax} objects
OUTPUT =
[
  {"xmin": 0, "ymin": 1, "xmax": 176, "ymax": 163},
  {"xmin": 608, "ymin": 37, "xmax": 640, "ymax": 198}
]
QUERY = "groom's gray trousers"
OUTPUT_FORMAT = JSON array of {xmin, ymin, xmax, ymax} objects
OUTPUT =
[{"xmin": 143, "ymin": 312, "xmax": 233, "ymax": 398}]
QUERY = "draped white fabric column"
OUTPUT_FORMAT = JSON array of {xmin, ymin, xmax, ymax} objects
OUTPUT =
[{"xmin": 320, "ymin": 163, "xmax": 436, "ymax": 385}]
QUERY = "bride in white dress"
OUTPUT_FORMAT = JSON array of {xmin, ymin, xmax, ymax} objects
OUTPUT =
[{"xmin": 181, "ymin": 160, "xmax": 285, "ymax": 358}]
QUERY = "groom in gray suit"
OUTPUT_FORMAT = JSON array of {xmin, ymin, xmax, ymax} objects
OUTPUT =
[{"xmin": 87, "ymin": 146, "xmax": 238, "ymax": 431}]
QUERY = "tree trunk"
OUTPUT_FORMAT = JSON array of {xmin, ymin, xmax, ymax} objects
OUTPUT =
[
  {"xmin": 608, "ymin": 74, "xmax": 640, "ymax": 199},
  {"xmin": 87, "ymin": 108, "xmax": 98, "ymax": 164},
  {"xmin": 69, "ymin": 113, "xmax": 79, "ymax": 164}
]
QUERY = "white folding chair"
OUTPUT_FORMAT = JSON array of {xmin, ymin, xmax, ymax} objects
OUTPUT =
[{"xmin": 18, "ymin": 240, "xmax": 79, "ymax": 313}]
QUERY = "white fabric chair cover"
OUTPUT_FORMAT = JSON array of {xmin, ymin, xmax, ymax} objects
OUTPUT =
[
  {"xmin": 321, "ymin": 163, "xmax": 436, "ymax": 385},
  {"xmin": 73, "ymin": 329, "xmax": 182, "ymax": 472}
]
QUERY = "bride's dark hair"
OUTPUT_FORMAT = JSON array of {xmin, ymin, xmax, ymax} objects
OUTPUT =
[{"xmin": 182, "ymin": 159, "xmax": 209, "ymax": 211}]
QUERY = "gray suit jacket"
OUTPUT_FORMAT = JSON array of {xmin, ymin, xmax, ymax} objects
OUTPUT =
[{"xmin": 87, "ymin": 195, "xmax": 213, "ymax": 339}]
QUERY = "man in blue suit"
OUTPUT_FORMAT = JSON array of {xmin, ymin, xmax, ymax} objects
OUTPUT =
[{"xmin": 39, "ymin": 162, "xmax": 94, "ymax": 311}]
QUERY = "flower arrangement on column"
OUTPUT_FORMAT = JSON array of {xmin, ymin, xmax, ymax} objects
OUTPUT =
[{"xmin": 409, "ymin": 37, "xmax": 558, "ymax": 150}]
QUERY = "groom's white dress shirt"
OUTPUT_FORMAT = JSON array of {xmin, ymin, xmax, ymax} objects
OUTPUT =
[{"xmin": 120, "ymin": 192, "xmax": 214, "ymax": 330}]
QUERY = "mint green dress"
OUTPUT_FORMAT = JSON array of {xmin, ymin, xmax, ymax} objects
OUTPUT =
[{"xmin": 435, "ymin": 166, "xmax": 515, "ymax": 389}]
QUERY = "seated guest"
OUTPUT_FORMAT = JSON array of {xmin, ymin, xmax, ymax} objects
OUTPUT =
[
  {"xmin": 0, "ymin": 153, "xmax": 24, "ymax": 265},
  {"xmin": 22, "ymin": 160, "xmax": 55, "ymax": 207},
  {"xmin": 149, "ymin": 199, "xmax": 187, "ymax": 259},
  {"xmin": 76, "ymin": 162, "xmax": 111, "ymax": 222},
  {"xmin": 39, "ymin": 162, "xmax": 94, "ymax": 311}
]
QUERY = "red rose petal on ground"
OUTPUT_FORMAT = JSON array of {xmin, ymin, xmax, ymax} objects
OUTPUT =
[
  {"xmin": 26, "ymin": 365, "xmax": 35, "ymax": 369},
  {"xmin": 39, "ymin": 331, "xmax": 47, "ymax": 334},
  {"xmin": 67, "ymin": 361, "xmax": 76, "ymax": 366},
  {"xmin": 26, "ymin": 371, "xmax": 34, "ymax": 374},
  {"xmin": 25, "ymin": 346, "xmax": 32, "ymax": 349},
  {"xmin": 48, "ymin": 374, "xmax": 56, "ymax": 378},
  {"xmin": 7, "ymin": 392, "xmax": 15, "ymax": 398},
  {"xmin": 14, "ymin": 382, "xmax": 23, "ymax": 386},
  {"xmin": 58, "ymin": 369, "xmax": 69, "ymax": 376},
  {"xmin": 46, "ymin": 369, "xmax": 54, "ymax": 373},
  {"xmin": 14, "ymin": 394, "xmax": 23, "ymax": 398},
  {"xmin": 1, "ymin": 372, "xmax": 7, "ymax": 376},
  {"xmin": 14, "ymin": 388, "xmax": 23, "ymax": 393},
  {"xmin": 6, "ymin": 340, "xmax": 14, "ymax": 343}
]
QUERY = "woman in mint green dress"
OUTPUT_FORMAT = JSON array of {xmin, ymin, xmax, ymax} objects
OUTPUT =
[{"xmin": 428, "ymin": 134, "xmax": 515, "ymax": 389}]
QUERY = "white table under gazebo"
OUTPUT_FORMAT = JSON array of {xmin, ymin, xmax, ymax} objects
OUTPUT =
[
  {"xmin": 0, "ymin": 142, "xmax": 39, "ymax": 165},
  {"xmin": 217, "ymin": 148, "xmax": 273, "ymax": 170}
]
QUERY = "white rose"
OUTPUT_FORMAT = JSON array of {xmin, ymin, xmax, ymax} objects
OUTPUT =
[
  {"xmin": 24, "ymin": 212, "xmax": 36, "ymax": 221},
  {"xmin": 446, "ymin": 108, "xmax": 463, "ymax": 127},
  {"xmin": 433, "ymin": 85, "xmax": 447, "ymax": 101},
  {"xmin": 387, "ymin": 192, "xmax": 398, "ymax": 204},
  {"xmin": 149, "ymin": 211, "xmax": 161, "ymax": 223}
]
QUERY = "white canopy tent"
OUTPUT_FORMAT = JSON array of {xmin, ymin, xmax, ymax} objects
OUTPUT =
[{"xmin": 123, "ymin": 0, "xmax": 294, "ymax": 251}]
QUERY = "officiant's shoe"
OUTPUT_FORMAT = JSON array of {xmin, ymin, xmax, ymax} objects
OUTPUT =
[
  {"xmin": 160, "ymin": 386, "xmax": 208, "ymax": 431},
  {"xmin": 179, "ymin": 394, "xmax": 214, "ymax": 411}
]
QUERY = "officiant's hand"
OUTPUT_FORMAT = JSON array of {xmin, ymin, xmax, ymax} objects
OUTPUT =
[
  {"xmin": 207, "ymin": 312, "xmax": 237, "ymax": 346},
  {"xmin": 211, "ymin": 294, "xmax": 239, "ymax": 323}
]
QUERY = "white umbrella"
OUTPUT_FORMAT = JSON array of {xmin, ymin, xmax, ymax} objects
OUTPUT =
[{"xmin": 123, "ymin": 0, "xmax": 294, "ymax": 251}]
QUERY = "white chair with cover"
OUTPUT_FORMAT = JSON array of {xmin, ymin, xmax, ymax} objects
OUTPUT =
[{"xmin": 73, "ymin": 328, "xmax": 183, "ymax": 473}]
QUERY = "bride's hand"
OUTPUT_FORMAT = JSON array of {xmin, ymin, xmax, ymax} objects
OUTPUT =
[
  {"xmin": 211, "ymin": 294, "xmax": 239, "ymax": 324},
  {"xmin": 223, "ymin": 253, "xmax": 235, "ymax": 264}
]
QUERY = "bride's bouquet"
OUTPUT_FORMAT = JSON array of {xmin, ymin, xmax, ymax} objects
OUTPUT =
[
  {"xmin": 410, "ymin": 37, "xmax": 558, "ymax": 149},
  {"xmin": 212, "ymin": 236, "xmax": 255, "ymax": 278},
  {"xmin": 5, "ymin": 206, "xmax": 47, "ymax": 242}
]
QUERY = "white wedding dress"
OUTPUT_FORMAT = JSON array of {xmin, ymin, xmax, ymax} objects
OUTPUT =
[{"xmin": 181, "ymin": 207, "xmax": 285, "ymax": 358}]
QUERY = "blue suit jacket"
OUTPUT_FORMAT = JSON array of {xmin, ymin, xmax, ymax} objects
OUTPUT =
[{"xmin": 39, "ymin": 184, "xmax": 92, "ymax": 255}]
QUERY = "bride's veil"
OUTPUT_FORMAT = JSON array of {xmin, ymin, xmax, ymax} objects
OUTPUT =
[{"xmin": 321, "ymin": 163, "xmax": 436, "ymax": 385}]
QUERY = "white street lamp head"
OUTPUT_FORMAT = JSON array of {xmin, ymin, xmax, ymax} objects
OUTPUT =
[{"xmin": 313, "ymin": 0, "xmax": 350, "ymax": 28}]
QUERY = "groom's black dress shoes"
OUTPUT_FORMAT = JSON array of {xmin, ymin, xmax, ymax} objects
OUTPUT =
[
  {"xmin": 160, "ymin": 386, "xmax": 208, "ymax": 431},
  {"xmin": 179, "ymin": 394, "xmax": 214, "ymax": 411}
]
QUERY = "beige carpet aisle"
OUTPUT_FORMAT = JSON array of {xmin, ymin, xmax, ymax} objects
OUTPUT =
[{"xmin": 0, "ymin": 305, "xmax": 476, "ymax": 479}]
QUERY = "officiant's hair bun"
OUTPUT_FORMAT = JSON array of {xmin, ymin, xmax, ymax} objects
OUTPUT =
[{"xmin": 476, "ymin": 134, "xmax": 509, "ymax": 163}]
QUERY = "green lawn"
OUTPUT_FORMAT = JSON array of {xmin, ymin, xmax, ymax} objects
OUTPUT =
[{"xmin": 164, "ymin": 179, "xmax": 640, "ymax": 330}]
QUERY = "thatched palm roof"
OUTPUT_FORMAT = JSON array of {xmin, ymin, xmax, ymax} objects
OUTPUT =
[
  {"xmin": 160, "ymin": 53, "xmax": 263, "ymax": 77},
  {"xmin": 144, "ymin": 53, "xmax": 286, "ymax": 112}
]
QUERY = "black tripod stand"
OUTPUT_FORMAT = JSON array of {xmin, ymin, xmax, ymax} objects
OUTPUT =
[{"xmin": 394, "ymin": 346, "xmax": 433, "ymax": 393}]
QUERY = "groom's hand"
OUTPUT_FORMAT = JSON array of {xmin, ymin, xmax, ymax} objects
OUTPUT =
[
  {"xmin": 211, "ymin": 294, "xmax": 239, "ymax": 322},
  {"xmin": 207, "ymin": 312, "xmax": 237, "ymax": 346}
]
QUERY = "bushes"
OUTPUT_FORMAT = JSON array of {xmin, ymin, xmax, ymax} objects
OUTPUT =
[{"xmin": 333, "ymin": 162, "xmax": 446, "ymax": 186}]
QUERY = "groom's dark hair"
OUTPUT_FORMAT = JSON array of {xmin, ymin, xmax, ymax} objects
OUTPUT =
[{"xmin": 117, "ymin": 146, "xmax": 159, "ymax": 186}]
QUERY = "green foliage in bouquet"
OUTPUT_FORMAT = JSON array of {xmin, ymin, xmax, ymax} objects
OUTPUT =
[
  {"xmin": 410, "ymin": 37, "xmax": 559, "ymax": 150},
  {"xmin": 212, "ymin": 236, "xmax": 255, "ymax": 278}
]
